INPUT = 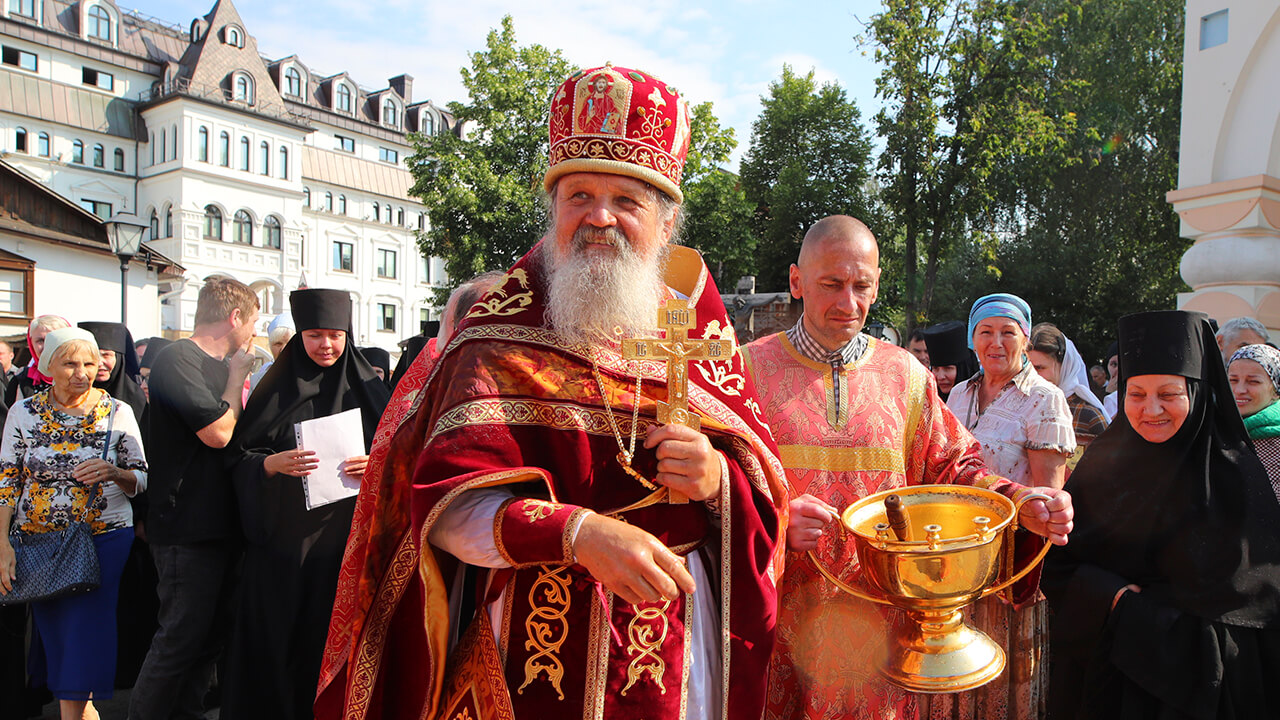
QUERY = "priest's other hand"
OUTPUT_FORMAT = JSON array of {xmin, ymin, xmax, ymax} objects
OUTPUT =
[
  {"xmin": 1017, "ymin": 487, "xmax": 1074, "ymax": 546},
  {"xmin": 574, "ymin": 513, "xmax": 696, "ymax": 605},
  {"xmin": 263, "ymin": 449, "xmax": 319, "ymax": 478},
  {"xmin": 342, "ymin": 455, "xmax": 370, "ymax": 477},
  {"xmin": 644, "ymin": 424, "xmax": 721, "ymax": 501},
  {"xmin": 787, "ymin": 494, "xmax": 840, "ymax": 552}
]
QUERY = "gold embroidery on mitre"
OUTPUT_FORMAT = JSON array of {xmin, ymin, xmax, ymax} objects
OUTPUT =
[
  {"xmin": 621, "ymin": 600, "xmax": 672, "ymax": 696},
  {"xmin": 522, "ymin": 499, "xmax": 563, "ymax": 523},
  {"xmin": 518, "ymin": 566, "xmax": 572, "ymax": 700},
  {"xmin": 465, "ymin": 268, "xmax": 533, "ymax": 320}
]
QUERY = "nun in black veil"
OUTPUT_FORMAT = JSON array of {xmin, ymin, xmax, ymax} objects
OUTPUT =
[
  {"xmin": 78, "ymin": 321, "xmax": 146, "ymax": 423},
  {"xmin": 1043, "ymin": 310, "xmax": 1280, "ymax": 719},
  {"xmin": 221, "ymin": 289, "xmax": 390, "ymax": 720}
]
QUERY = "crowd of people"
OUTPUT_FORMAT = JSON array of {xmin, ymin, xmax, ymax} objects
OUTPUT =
[{"xmin": 1, "ymin": 62, "xmax": 1280, "ymax": 720}]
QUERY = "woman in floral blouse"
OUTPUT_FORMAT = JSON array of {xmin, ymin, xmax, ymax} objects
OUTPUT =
[{"xmin": 0, "ymin": 327, "xmax": 147, "ymax": 720}]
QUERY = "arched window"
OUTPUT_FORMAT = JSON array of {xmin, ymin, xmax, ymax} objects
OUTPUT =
[
  {"xmin": 303, "ymin": 187, "xmax": 310, "ymax": 208},
  {"xmin": 259, "ymin": 141, "xmax": 269, "ymax": 176},
  {"xmin": 149, "ymin": 210, "xmax": 159, "ymax": 240},
  {"xmin": 14, "ymin": 128, "xmax": 27, "ymax": 153},
  {"xmin": 36, "ymin": 132, "xmax": 49, "ymax": 157},
  {"xmin": 72, "ymin": 140, "xmax": 84, "ymax": 164},
  {"xmin": 233, "ymin": 210, "xmax": 252, "ymax": 244},
  {"xmin": 203, "ymin": 205, "xmax": 222, "ymax": 240},
  {"xmin": 226, "ymin": 26, "xmax": 243, "ymax": 48},
  {"xmin": 113, "ymin": 148, "xmax": 124, "ymax": 171},
  {"xmin": 92, "ymin": 144, "xmax": 104, "ymax": 168},
  {"xmin": 423, "ymin": 113, "xmax": 434, "ymax": 136},
  {"xmin": 385, "ymin": 204, "xmax": 393, "ymax": 224},
  {"xmin": 338, "ymin": 195, "xmax": 346, "ymax": 215},
  {"xmin": 170, "ymin": 124, "xmax": 178, "ymax": 160},
  {"xmin": 278, "ymin": 146, "xmax": 288, "ymax": 179},
  {"xmin": 149, "ymin": 131, "xmax": 155, "ymax": 165},
  {"xmin": 418, "ymin": 212, "xmax": 425, "ymax": 230},
  {"xmin": 397, "ymin": 208, "xmax": 404, "ymax": 226},
  {"xmin": 164, "ymin": 206, "xmax": 173, "ymax": 237},
  {"xmin": 383, "ymin": 98, "xmax": 398, "ymax": 128},
  {"xmin": 239, "ymin": 136, "xmax": 249, "ymax": 171},
  {"xmin": 285, "ymin": 67, "xmax": 302, "ymax": 97},
  {"xmin": 198, "ymin": 126, "xmax": 209, "ymax": 161},
  {"xmin": 234, "ymin": 74, "xmax": 253, "ymax": 104},
  {"xmin": 218, "ymin": 131, "xmax": 229, "ymax": 166},
  {"xmin": 158, "ymin": 127, "xmax": 165, "ymax": 162},
  {"xmin": 87, "ymin": 6, "xmax": 112, "ymax": 42},
  {"xmin": 335, "ymin": 83, "xmax": 352, "ymax": 113},
  {"xmin": 372, "ymin": 204, "xmax": 380, "ymax": 222},
  {"xmin": 264, "ymin": 216, "xmax": 281, "ymax": 249},
  {"xmin": 324, "ymin": 192, "xmax": 333, "ymax": 212}
]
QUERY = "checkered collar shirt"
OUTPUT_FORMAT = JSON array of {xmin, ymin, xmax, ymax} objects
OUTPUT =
[{"xmin": 786, "ymin": 315, "xmax": 869, "ymax": 367}]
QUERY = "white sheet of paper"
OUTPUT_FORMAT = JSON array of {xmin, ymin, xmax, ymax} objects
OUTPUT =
[{"xmin": 296, "ymin": 408, "xmax": 364, "ymax": 510}]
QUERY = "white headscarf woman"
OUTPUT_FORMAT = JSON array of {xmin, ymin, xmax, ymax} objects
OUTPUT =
[{"xmin": 1028, "ymin": 323, "xmax": 1109, "ymax": 451}]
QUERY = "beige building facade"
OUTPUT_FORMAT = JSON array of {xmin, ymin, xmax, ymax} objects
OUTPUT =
[
  {"xmin": 0, "ymin": 0, "xmax": 454, "ymax": 348},
  {"xmin": 1171, "ymin": 1, "xmax": 1280, "ymax": 332}
]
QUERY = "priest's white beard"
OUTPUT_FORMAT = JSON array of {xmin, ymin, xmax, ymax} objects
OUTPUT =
[{"xmin": 543, "ymin": 225, "xmax": 667, "ymax": 347}]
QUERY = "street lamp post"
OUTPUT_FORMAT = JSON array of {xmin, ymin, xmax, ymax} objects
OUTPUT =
[{"xmin": 104, "ymin": 213, "xmax": 147, "ymax": 325}]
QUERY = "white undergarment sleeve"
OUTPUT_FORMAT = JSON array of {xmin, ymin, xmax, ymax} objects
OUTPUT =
[{"xmin": 427, "ymin": 486, "xmax": 515, "ymax": 569}]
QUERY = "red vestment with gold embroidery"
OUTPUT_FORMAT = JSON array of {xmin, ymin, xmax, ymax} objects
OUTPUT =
[
  {"xmin": 743, "ymin": 333, "xmax": 1041, "ymax": 720},
  {"xmin": 316, "ymin": 243, "xmax": 787, "ymax": 720}
]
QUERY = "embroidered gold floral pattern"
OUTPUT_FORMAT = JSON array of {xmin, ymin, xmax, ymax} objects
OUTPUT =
[
  {"xmin": 694, "ymin": 320, "xmax": 744, "ymax": 398},
  {"xmin": 432, "ymin": 399, "xmax": 656, "ymax": 444},
  {"xmin": 518, "ymin": 566, "xmax": 572, "ymax": 699},
  {"xmin": 465, "ymin": 269, "xmax": 533, "ymax": 320},
  {"xmin": 549, "ymin": 138, "xmax": 683, "ymax": 186},
  {"xmin": 621, "ymin": 600, "xmax": 672, "ymax": 696},
  {"xmin": 522, "ymin": 499, "xmax": 563, "ymax": 523}
]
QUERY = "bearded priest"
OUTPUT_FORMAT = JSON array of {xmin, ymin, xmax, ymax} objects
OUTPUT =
[{"xmin": 315, "ymin": 64, "xmax": 789, "ymax": 720}]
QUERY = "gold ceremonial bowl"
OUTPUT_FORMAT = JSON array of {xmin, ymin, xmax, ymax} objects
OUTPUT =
[{"xmin": 810, "ymin": 485, "xmax": 1050, "ymax": 693}]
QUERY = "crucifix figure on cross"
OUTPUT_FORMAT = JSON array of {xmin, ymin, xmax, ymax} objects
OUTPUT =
[{"xmin": 621, "ymin": 298, "xmax": 735, "ymax": 504}]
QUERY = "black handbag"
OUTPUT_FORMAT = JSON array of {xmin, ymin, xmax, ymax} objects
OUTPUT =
[{"xmin": 0, "ymin": 403, "xmax": 115, "ymax": 605}]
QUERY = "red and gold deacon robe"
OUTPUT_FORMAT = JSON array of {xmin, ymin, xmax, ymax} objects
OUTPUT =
[
  {"xmin": 742, "ymin": 333, "xmax": 1042, "ymax": 720},
  {"xmin": 317, "ymin": 243, "xmax": 787, "ymax": 720}
]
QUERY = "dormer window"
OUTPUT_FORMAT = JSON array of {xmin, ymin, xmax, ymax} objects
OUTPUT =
[
  {"xmin": 233, "ymin": 72, "xmax": 254, "ymax": 105},
  {"xmin": 10, "ymin": 0, "xmax": 36, "ymax": 19},
  {"xmin": 335, "ymin": 83, "xmax": 352, "ymax": 114},
  {"xmin": 225, "ymin": 25, "xmax": 244, "ymax": 48},
  {"xmin": 383, "ymin": 98, "xmax": 399, "ymax": 128},
  {"xmin": 423, "ymin": 112, "xmax": 435, "ymax": 136},
  {"xmin": 87, "ymin": 5, "xmax": 112, "ymax": 42},
  {"xmin": 285, "ymin": 67, "xmax": 303, "ymax": 98}
]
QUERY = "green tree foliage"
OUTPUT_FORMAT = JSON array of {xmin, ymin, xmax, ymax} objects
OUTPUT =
[
  {"xmin": 984, "ymin": 0, "xmax": 1187, "ymax": 364},
  {"xmin": 740, "ymin": 66, "xmax": 874, "ymax": 291},
  {"xmin": 409, "ymin": 16, "xmax": 573, "ymax": 304},
  {"xmin": 681, "ymin": 102, "xmax": 755, "ymax": 289},
  {"xmin": 871, "ymin": 0, "xmax": 1079, "ymax": 335}
]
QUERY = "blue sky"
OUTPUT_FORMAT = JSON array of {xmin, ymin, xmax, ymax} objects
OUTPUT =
[{"xmin": 123, "ymin": 0, "xmax": 889, "ymax": 168}]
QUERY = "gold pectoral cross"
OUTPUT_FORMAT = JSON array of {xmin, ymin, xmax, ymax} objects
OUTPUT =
[{"xmin": 621, "ymin": 298, "xmax": 735, "ymax": 505}]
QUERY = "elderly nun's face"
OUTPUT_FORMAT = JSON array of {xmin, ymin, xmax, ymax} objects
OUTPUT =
[
  {"xmin": 973, "ymin": 317, "xmax": 1027, "ymax": 380},
  {"xmin": 1229, "ymin": 358, "xmax": 1279, "ymax": 418},
  {"xmin": 302, "ymin": 329, "xmax": 346, "ymax": 368},
  {"xmin": 1124, "ymin": 374, "xmax": 1190, "ymax": 443}
]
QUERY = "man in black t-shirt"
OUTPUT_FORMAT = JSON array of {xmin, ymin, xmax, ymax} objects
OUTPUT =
[{"xmin": 130, "ymin": 278, "xmax": 257, "ymax": 720}]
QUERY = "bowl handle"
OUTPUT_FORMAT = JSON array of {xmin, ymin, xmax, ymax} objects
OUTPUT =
[
  {"xmin": 980, "ymin": 492, "xmax": 1054, "ymax": 599},
  {"xmin": 805, "ymin": 521, "xmax": 895, "ymax": 606}
]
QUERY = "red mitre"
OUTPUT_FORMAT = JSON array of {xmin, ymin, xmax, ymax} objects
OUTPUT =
[{"xmin": 544, "ymin": 63, "xmax": 692, "ymax": 203}]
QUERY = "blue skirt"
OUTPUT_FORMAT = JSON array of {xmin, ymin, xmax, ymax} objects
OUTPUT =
[{"xmin": 31, "ymin": 527, "xmax": 134, "ymax": 701}]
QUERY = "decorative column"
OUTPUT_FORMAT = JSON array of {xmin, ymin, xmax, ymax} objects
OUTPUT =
[{"xmin": 1170, "ymin": 2, "xmax": 1280, "ymax": 333}]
